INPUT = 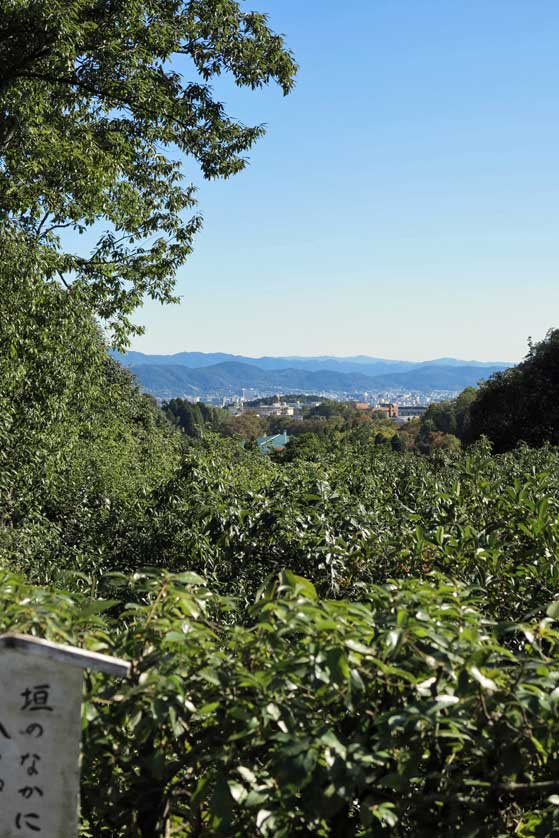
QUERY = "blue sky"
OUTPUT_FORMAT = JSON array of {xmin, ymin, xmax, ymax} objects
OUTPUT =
[{"xmin": 128, "ymin": 0, "xmax": 559, "ymax": 361}]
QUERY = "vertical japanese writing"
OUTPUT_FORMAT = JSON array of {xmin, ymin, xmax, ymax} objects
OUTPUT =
[
  {"xmin": 13, "ymin": 682, "xmax": 53, "ymax": 832},
  {"xmin": 0, "ymin": 649, "xmax": 83, "ymax": 837}
]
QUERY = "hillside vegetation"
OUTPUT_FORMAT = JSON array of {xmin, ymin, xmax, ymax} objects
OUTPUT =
[{"xmin": 3, "ymin": 296, "xmax": 559, "ymax": 834}]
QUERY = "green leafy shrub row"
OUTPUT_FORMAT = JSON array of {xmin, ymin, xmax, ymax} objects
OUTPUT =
[
  {"xmin": 2, "ymin": 568, "xmax": 559, "ymax": 837},
  {"xmin": 120, "ymin": 438, "xmax": 559, "ymax": 622}
]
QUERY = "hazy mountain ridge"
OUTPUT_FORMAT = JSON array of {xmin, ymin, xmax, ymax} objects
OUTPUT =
[
  {"xmin": 114, "ymin": 351, "xmax": 416, "ymax": 376},
  {"xmin": 114, "ymin": 350, "xmax": 509, "ymax": 377},
  {"xmin": 117, "ymin": 353, "xmax": 510, "ymax": 398}
]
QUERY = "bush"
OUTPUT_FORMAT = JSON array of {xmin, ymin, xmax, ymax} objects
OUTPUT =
[{"xmin": 3, "ymin": 568, "xmax": 559, "ymax": 836}]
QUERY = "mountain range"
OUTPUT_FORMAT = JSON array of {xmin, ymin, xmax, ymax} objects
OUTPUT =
[{"xmin": 113, "ymin": 351, "xmax": 510, "ymax": 400}]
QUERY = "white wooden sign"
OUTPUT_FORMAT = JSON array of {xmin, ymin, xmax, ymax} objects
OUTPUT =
[{"xmin": 0, "ymin": 634, "xmax": 129, "ymax": 837}]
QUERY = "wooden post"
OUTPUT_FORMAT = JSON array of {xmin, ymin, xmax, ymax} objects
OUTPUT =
[{"xmin": 0, "ymin": 633, "xmax": 130, "ymax": 837}]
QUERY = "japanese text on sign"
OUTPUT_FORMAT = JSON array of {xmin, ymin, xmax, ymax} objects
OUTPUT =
[{"xmin": 0, "ymin": 650, "xmax": 83, "ymax": 837}]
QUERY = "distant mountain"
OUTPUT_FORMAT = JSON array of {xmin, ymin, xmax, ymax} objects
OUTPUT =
[
  {"xmin": 119, "ymin": 356, "xmax": 509, "ymax": 399},
  {"xmin": 113, "ymin": 351, "xmax": 242, "ymax": 368},
  {"xmin": 423, "ymin": 357, "xmax": 511, "ymax": 368},
  {"xmin": 112, "ymin": 350, "xmax": 417, "ymax": 376},
  {"xmin": 114, "ymin": 351, "xmax": 509, "ymax": 379},
  {"xmin": 359, "ymin": 365, "xmax": 506, "ymax": 391}
]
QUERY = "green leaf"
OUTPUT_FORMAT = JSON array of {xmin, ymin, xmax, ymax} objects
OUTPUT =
[
  {"xmin": 469, "ymin": 666, "xmax": 497, "ymax": 692},
  {"xmin": 173, "ymin": 572, "xmax": 207, "ymax": 586},
  {"xmin": 80, "ymin": 599, "xmax": 120, "ymax": 616},
  {"xmin": 325, "ymin": 648, "xmax": 350, "ymax": 683},
  {"xmin": 281, "ymin": 571, "xmax": 317, "ymax": 600},
  {"xmin": 198, "ymin": 668, "xmax": 221, "ymax": 686}
]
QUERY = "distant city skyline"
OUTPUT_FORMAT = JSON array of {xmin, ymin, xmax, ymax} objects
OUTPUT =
[{"xmin": 97, "ymin": 0, "xmax": 559, "ymax": 362}]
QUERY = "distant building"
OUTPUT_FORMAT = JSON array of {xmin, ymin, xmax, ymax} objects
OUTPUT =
[
  {"xmin": 243, "ymin": 403, "xmax": 295, "ymax": 418},
  {"xmin": 373, "ymin": 402, "xmax": 399, "ymax": 418},
  {"xmin": 256, "ymin": 431, "xmax": 289, "ymax": 455},
  {"xmin": 398, "ymin": 405, "xmax": 427, "ymax": 422},
  {"xmin": 352, "ymin": 402, "xmax": 370, "ymax": 411}
]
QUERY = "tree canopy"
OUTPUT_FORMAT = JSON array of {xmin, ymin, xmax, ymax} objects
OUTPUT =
[
  {"xmin": 0, "ymin": 0, "xmax": 296, "ymax": 341},
  {"xmin": 469, "ymin": 329, "xmax": 559, "ymax": 452}
]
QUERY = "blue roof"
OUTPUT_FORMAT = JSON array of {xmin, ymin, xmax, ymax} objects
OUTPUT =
[{"xmin": 256, "ymin": 432, "xmax": 289, "ymax": 453}]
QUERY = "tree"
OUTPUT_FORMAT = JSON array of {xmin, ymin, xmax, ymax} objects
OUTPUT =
[
  {"xmin": 454, "ymin": 386, "xmax": 477, "ymax": 438},
  {"xmin": 163, "ymin": 398, "xmax": 227, "ymax": 438},
  {"xmin": 165, "ymin": 399, "xmax": 204, "ymax": 437},
  {"xmin": 421, "ymin": 402, "xmax": 457, "ymax": 436},
  {"xmin": 308, "ymin": 401, "xmax": 355, "ymax": 420},
  {"xmin": 281, "ymin": 432, "xmax": 325, "ymax": 461},
  {"xmin": 0, "ymin": 0, "xmax": 296, "ymax": 342},
  {"xmin": 418, "ymin": 387, "xmax": 476, "ymax": 450},
  {"xmin": 220, "ymin": 412, "xmax": 265, "ymax": 442},
  {"xmin": 468, "ymin": 329, "xmax": 559, "ymax": 451},
  {"xmin": 0, "ymin": 254, "xmax": 181, "ymax": 578}
]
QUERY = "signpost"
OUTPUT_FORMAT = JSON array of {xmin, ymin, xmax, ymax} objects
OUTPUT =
[{"xmin": 0, "ymin": 633, "xmax": 130, "ymax": 837}]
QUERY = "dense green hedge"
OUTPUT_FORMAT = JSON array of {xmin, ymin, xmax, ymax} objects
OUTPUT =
[
  {"xmin": 2, "ymin": 568, "xmax": 559, "ymax": 837},
  {"xmin": 121, "ymin": 438, "xmax": 559, "ymax": 622}
]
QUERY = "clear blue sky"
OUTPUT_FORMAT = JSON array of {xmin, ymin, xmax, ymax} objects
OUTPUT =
[{"xmin": 129, "ymin": 0, "xmax": 559, "ymax": 361}]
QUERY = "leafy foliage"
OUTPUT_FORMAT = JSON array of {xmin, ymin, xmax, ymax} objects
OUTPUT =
[
  {"xmin": 3, "ymin": 568, "xmax": 559, "ymax": 836},
  {"xmin": 0, "ymin": 264, "xmax": 180, "ymax": 582},
  {"xmin": 406, "ymin": 387, "xmax": 477, "ymax": 453},
  {"xmin": 115, "ymin": 437, "xmax": 559, "ymax": 622},
  {"xmin": 0, "ymin": 0, "xmax": 296, "ymax": 339},
  {"xmin": 469, "ymin": 329, "xmax": 559, "ymax": 451},
  {"xmin": 163, "ymin": 398, "xmax": 226, "ymax": 438},
  {"xmin": 415, "ymin": 331, "xmax": 559, "ymax": 454}
]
